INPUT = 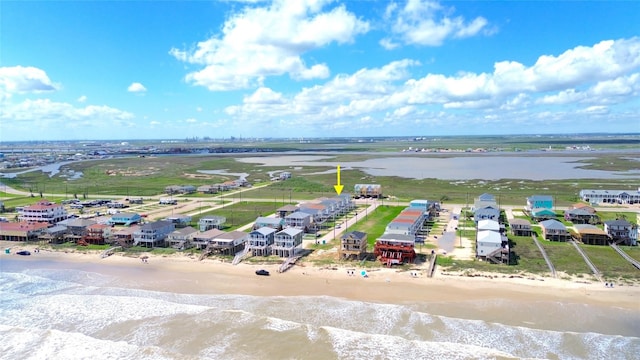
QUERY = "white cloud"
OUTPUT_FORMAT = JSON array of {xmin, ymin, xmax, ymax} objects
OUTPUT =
[
  {"xmin": 127, "ymin": 82, "xmax": 147, "ymax": 93},
  {"xmin": 0, "ymin": 66, "xmax": 58, "ymax": 99},
  {"xmin": 219, "ymin": 37, "xmax": 640, "ymax": 134},
  {"xmin": 170, "ymin": 0, "xmax": 369, "ymax": 91},
  {"xmin": 384, "ymin": 0, "xmax": 491, "ymax": 47},
  {"xmin": 1, "ymin": 98, "xmax": 134, "ymax": 123},
  {"xmin": 77, "ymin": 95, "xmax": 87, "ymax": 103},
  {"xmin": 185, "ymin": 118, "xmax": 197, "ymax": 123}
]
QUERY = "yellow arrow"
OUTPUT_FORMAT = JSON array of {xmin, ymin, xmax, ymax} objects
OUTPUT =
[{"xmin": 334, "ymin": 165, "xmax": 344, "ymax": 195}]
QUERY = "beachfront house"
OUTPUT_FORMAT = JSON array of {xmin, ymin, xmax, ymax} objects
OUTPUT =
[
  {"xmin": 133, "ymin": 220, "xmax": 175, "ymax": 248},
  {"xmin": 604, "ymin": 219, "xmax": 636, "ymax": 246},
  {"xmin": 191, "ymin": 228, "xmax": 225, "ymax": 250},
  {"xmin": 339, "ymin": 231, "xmax": 368, "ymax": 260},
  {"xmin": 573, "ymin": 224, "xmax": 611, "ymax": 246},
  {"xmin": 38, "ymin": 224, "xmax": 68, "ymax": 244},
  {"xmin": 197, "ymin": 185, "xmax": 218, "ymax": 194},
  {"xmin": 476, "ymin": 230, "xmax": 508, "ymax": 264},
  {"xmin": 112, "ymin": 225, "xmax": 140, "ymax": 247},
  {"xmin": 247, "ymin": 227, "xmax": 276, "ymax": 256},
  {"xmin": 0, "ymin": 221, "xmax": 49, "ymax": 242},
  {"xmin": 198, "ymin": 215, "xmax": 226, "ymax": 231},
  {"xmin": 108, "ymin": 212, "xmax": 142, "ymax": 226},
  {"xmin": 167, "ymin": 226, "xmax": 198, "ymax": 250},
  {"xmin": 82, "ymin": 224, "xmax": 112, "ymax": 245},
  {"xmin": 510, "ymin": 219, "xmax": 533, "ymax": 236},
  {"xmin": 374, "ymin": 234, "xmax": 416, "ymax": 266},
  {"xmin": 206, "ymin": 230, "xmax": 248, "ymax": 255},
  {"xmin": 18, "ymin": 200, "xmax": 68, "ymax": 224},
  {"xmin": 273, "ymin": 227, "xmax": 304, "ymax": 258},
  {"xmin": 539, "ymin": 219, "xmax": 571, "ymax": 242},
  {"xmin": 284, "ymin": 211, "xmax": 312, "ymax": 231}
]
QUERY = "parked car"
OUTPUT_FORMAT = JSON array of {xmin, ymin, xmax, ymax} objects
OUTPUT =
[
  {"xmin": 16, "ymin": 250, "xmax": 31, "ymax": 256},
  {"xmin": 255, "ymin": 269, "xmax": 270, "ymax": 276}
]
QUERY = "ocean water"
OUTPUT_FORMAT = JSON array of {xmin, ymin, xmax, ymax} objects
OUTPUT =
[{"xmin": 1, "ymin": 260, "xmax": 639, "ymax": 360}]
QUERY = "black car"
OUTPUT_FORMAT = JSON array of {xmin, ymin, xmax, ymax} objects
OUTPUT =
[
  {"xmin": 255, "ymin": 269, "xmax": 270, "ymax": 276},
  {"xmin": 16, "ymin": 250, "xmax": 31, "ymax": 256}
]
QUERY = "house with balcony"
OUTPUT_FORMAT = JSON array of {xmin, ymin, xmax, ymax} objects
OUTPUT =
[
  {"xmin": 374, "ymin": 233, "xmax": 416, "ymax": 266},
  {"xmin": 284, "ymin": 211, "xmax": 312, "ymax": 231},
  {"xmin": 198, "ymin": 215, "xmax": 226, "ymax": 231},
  {"xmin": 164, "ymin": 215, "xmax": 192, "ymax": 228},
  {"xmin": 573, "ymin": 224, "xmax": 611, "ymax": 246},
  {"xmin": 133, "ymin": 220, "xmax": 175, "ymax": 248},
  {"xmin": 579, "ymin": 189, "xmax": 640, "ymax": 205},
  {"xmin": 476, "ymin": 230, "xmax": 508, "ymax": 264},
  {"xmin": 539, "ymin": 219, "xmax": 571, "ymax": 242},
  {"xmin": 473, "ymin": 203, "xmax": 500, "ymax": 222},
  {"xmin": 206, "ymin": 230, "xmax": 248, "ymax": 255},
  {"xmin": 354, "ymin": 184, "xmax": 382, "ymax": 198},
  {"xmin": 108, "ymin": 212, "xmax": 142, "ymax": 226},
  {"xmin": 526, "ymin": 195, "xmax": 554, "ymax": 211},
  {"xmin": 191, "ymin": 228, "xmax": 225, "ymax": 250},
  {"xmin": 112, "ymin": 225, "xmax": 139, "ymax": 247},
  {"xmin": 273, "ymin": 227, "xmax": 304, "ymax": 258},
  {"xmin": 339, "ymin": 231, "xmax": 368, "ymax": 260},
  {"xmin": 167, "ymin": 226, "xmax": 198, "ymax": 250},
  {"xmin": 564, "ymin": 208, "xmax": 599, "ymax": 224},
  {"xmin": 247, "ymin": 227, "xmax": 276, "ymax": 256},
  {"xmin": 509, "ymin": 218, "xmax": 533, "ymax": 236},
  {"xmin": 604, "ymin": 219, "xmax": 636, "ymax": 246},
  {"xmin": 18, "ymin": 200, "xmax": 68, "ymax": 224},
  {"xmin": 82, "ymin": 224, "xmax": 112, "ymax": 245},
  {"xmin": 0, "ymin": 221, "xmax": 49, "ymax": 242}
]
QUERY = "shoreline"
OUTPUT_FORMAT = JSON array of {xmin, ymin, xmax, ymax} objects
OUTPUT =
[{"xmin": 3, "ymin": 242, "xmax": 639, "ymax": 312}]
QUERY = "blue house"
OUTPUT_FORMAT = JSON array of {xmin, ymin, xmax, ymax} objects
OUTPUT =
[
  {"xmin": 109, "ymin": 212, "xmax": 142, "ymax": 226},
  {"xmin": 527, "ymin": 195, "xmax": 553, "ymax": 211}
]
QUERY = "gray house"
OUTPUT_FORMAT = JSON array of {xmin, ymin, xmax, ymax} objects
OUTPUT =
[
  {"xmin": 134, "ymin": 220, "xmax": 175, "ymax": 248},
  {"xmin": 167, "ymin": 226, "xmax": 198, "ymax": 250},
  {"xmin": 248, "ymin": 227, "xmax": 277, "ymax": 256},
  {"xmin": 539, "ymin": 219, "xmax": 571, "ymax": 242},
  {"xmin": 273, "ymin": 227, "xmax": 304, "ymax": 258}
]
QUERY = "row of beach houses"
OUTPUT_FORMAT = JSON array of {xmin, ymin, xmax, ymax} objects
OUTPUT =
[
  {"xmin": 473, "ymin": 192, "xmax": 639, "ymax": 264},
  {"xmin": 1, "ymin": 186, "xmax": 638, "ymax": 266}
]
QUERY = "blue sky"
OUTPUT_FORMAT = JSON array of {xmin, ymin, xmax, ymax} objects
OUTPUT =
[{"xmin": 1, "ymin": 0, "xmax": 639, "ymax": 141}]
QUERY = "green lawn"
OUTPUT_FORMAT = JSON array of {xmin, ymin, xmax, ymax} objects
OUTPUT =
[
  {"xmin": 540, "ymin": 241, "xmax": 593, "ymax": 277},
  {"xmin": 580, "ymin": 245, "xmax": 640, "ymax": 282}
]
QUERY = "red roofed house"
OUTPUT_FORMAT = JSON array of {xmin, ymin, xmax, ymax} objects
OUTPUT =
[
  {"xmin": 0, "ymin": 222, "xmax": 50, "ymax": 242},
  {"xmin": 18, "ymin": 200, "xmax": 68, "ymax": 224}
]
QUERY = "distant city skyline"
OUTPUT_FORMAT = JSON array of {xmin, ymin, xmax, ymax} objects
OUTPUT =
[{"xmin": 1, "ymin": 0, "xmax": 639, "ymax": 141}]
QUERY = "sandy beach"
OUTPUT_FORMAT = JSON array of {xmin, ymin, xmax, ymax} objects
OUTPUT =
[{"xmin": 4, "ymin": 241, "xmax": 638, "ymax": 311}]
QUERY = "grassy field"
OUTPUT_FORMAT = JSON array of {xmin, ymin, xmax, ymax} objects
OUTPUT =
[
  {"xmin": 540, "ymin": 241, "xmax": 594, "ymax": 278},
  {"xmin": 580, "ymin": 245, "xmax": 640, "ymax": 283}
]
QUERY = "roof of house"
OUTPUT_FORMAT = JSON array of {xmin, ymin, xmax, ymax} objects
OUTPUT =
[
  {"xmin": 141, "ymin": 220, "xmax": 174, "ymax": 230},
  {"xmin": 604, "ymin": 219, "xmax": 632, "ymax": 226},
  {"xmin": 251, "ymin": 227, "xmax": 277, "ymax": 236},
  {"xmin": 342, "ymin": 231, "xmax": 367, "ymax": 240},
  {"xmin": 574, "ymin": 224, "xmax": 609, "ymax": 236},
  {"xmin": 277, "ymin": 227, "xmax": 303, "ymax": 236},
  {"xmin": 0, "ymin": 221, "xmax": 50, "ymax": 232},
  {"xmin": 215, "ymin": 230, "xmax": 248, "ymax": 241},
  {"xmin": 531, "ymin": 208, "xmax": 557, "ymax": 216},
  {"xmin": 477, "ymin": 230, "xmax": 502, "ymax": 243},
  {"xmin": 170, "ymin": 226, "xmax": 198, "ymax": 236},
  {"xmin": 193, "ymin": 228, "xmax": 225, "ymax": 239},
  {"xmin": 509, "ymin": 218, "xmax": 531, "ymax": 226},
  {"xmin": 277, "ymin": 204, "xmax": 299, "ymax": 212},
  {"xmin": 63, "ymin": 218, "xmax": 97, "ymax": 227},
  {"xmin": 539, "ymin": 219, "xmax": 566, "ymax": 230},
  {"xmin": 565, "ymin": 208, "xmax": 594, "ymax": 216},
  {"xmin": 477, "ymin": 219, "xmax": 500, "ymax": 231},
  {"xmin": 285, "ymin": 211, "xmax": 311, "ymax": 220},
  {"xmin": 378, "ymin": 233, "xmax": 414, "ymax": 242}
]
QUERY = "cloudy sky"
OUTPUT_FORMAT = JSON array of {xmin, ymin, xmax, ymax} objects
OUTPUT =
[{"xmin": 1, "ymin": 0, "xmax": 639, "ymax": 141}]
